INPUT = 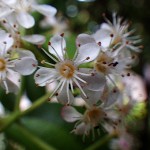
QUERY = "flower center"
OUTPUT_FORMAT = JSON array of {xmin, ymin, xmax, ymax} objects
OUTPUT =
[
  {"xmin": 95, "ymin": 53, "xmax": 113, "ymax": 74},
  {"xmin": 0, "ymin": 58, "xmax": 6, "ymax": 71},
  {"xmin": 56, "ymin": 60, "xmax": 75, "ymax": 79},
  {"xmin": 84, "ymin": 107, "xmax": 104, "ymax": 127}
]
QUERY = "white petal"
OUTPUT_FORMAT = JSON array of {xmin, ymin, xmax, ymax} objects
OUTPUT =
[
  {"xmin": 34, "ymin": 67, "xmax": 56, "ymax": 86},
  {"xmin": 48, "ymin": 35, "xmax": 66, "ymax": 60},
  {"xmin": 32, "ymin": 4, "xmax": 57, "ymax": 17},
  {"xmin": 22, "ymin": 34, "xmax": 45, "ymax": 45},
  {"xmin": 14, "ymin": 57, "xmax": 37, "ymax": 75},
  {"xmin": 81, "ymin": 88, "xmax": 102, "ymax": 106},
  {"xmin": 92, "ymin": 28, "xmax": 111, "ymax": 47},
  {"xmin": 103, "ymin": 88, "xmax": 120, "ymax": 108},
  {"xmin": 85, "ymin": 73, "xmax": 106, "ymax": 91},
  {"xmin": 101, "ymin": 23, "xmax": 112, "ymax": 31},
  {"xmin": 0, "ymin": 7, "xmax": 13, "ymax": 18},
  {"xmin": 2, "ymin": 0, "xmax": 16, "ymax": 5},
  {"xmin": 61, "ymin": 106, "xmax": 82, "ymax": 122},
  {"xmin": 76, "ymin": 34, "xmax": 96, "ymax": 46},
  {"xmin": 72, "ymin": 122, "xmax": 90, "ymax": 135},
  {"xmin": 75, "ymin": 43, "xmax": 100, "ymax": 65},
  {"xmin": 0, "ymin": 30, "xmax": 14, "ymax": 52},
  {"xmin": 16, "ymin": 12, "xmax": 35, "ymax": 28},
  {"xmin": 57, "ymin": 85, "xmax": 74, "ymax": 105},
  {"xmin": 15, "ymin": 49, "xmax": 36, "ymax": 59},
  {"xmin": 1, "ymin": 78, "xmax": 19, "ymax": 94}
]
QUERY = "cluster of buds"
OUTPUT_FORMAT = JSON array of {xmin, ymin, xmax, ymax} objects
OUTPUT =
[{"xmin": 0, "ymin": 1, "xmax": 147, "ymax": 150}]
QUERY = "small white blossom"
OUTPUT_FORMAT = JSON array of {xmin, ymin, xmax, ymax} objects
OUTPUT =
[
  {"xmin": 0, "ymin": 0, "xmax": 57, "ymax": 28},
  {"xmin": 61, "ymin": 87, "xmax": 120, "ymax": 136},
  {"xmin": 34, "ymin": 34, "xmax": 100, "ymax": 104},
  {"xmin": 0, "ymin": 30, "xmax": 37, "ymax": 93},
  {"xmin": 92, "ymin": 13, "xmax": 142, "ymax": 52}
]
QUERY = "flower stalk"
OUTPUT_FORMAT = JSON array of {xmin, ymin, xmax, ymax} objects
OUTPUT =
[{"xmin": 0, "ymin": 92, "xmax": 51, "ymax": 132}]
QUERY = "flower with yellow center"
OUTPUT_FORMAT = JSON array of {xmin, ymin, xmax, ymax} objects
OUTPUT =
[
  {"xmin": 34, "ymin": 34, "xmax": 100, "ymax": 104},
  {"xmin": 92, "ymin": 13, "xmax": 142, "ymax": 52},
  {"xmin": 1, "ymin": 0, "xmax": 57, "ymax": 29},
  {"xmin": 61, "ymin": 87, "xmax": 120, "ymax": 137}
]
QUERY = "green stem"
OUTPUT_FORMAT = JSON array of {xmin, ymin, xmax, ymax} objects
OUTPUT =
[
  {"xmin": 6, "ymin": 124, "xmax": 57, "ymax": 150},
  {"xmin": 14, "ymin": 76, "xmax": 25, "ymax": 111},
  {"xmin": 0, "ymin": 111, "xmax": 20, "ymax": 132},
  {"xmin": 84, "ymin": 134, "xmax": 115, "ymax": 150},
  {"xmin": 0, "ymin": 92, "xmax": 51, "ymax": 132},
  {"xmin": 21, "ymin": 92, "xmax": 51, "ymax": 116}
]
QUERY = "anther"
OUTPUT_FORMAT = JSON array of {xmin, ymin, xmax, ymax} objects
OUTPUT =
[
  {"xmin": 121, "ymin": 74, "xmax": 124, "ymax": 77},
  {"xmin": 102, "ymin": 61, "xmax": 107, "ymax": 64},
  {"xmin": 110, "ymin": 34, "xmax": 114, "ymax": 37},
  {"xmin": 113, "ymin": 89, "xmax": 117, "ymax": 93},
  {"xmin": 127, "ymin": 73, "xmax": 130, "ymax": 76},
  {"xmin": 112, "ymin": 61, "xmax": 118, "ymax": 67},
  {"xmin": 48, "ymin": 97, "xmax": 51, "ymax": 101},
  {"xmin": 60, "ymin": 33, "xmax": 64, "ymax": 37},
  {"xmin": 2, "ymin": 20, "xmax": 6, "ymax": 23},
  {"xmin": 98, "ymin": 42, "xmax": 101, "ymax": 46},
  {"xmin": 13, "ymin": 24, "xmax": 17, "ymax": 28},
  {"xmin": 36, "ymin": 74, "xmax": 40, "ymax": 77},
  {"xmin": 32, "ymin": 64, "xmax": 37, "ymax": 67},
  {"xmin": 86, "ymin": 57, "xmax": 90, "ymax": 60},
  {"xmin": 131, "ymin": 55, "xmax": 135, "ymax": 59},
  {"xmin": 48, "ymin": 42, "xmax": 51, "ymax": 45},
  {"xmin": 41, "ymin": 60, "xmax": 45, "ymax": 64},
  {"xmin": 126, "ymin": 41, "xmax": 129, "ymax": 44},
  {"xmin": 35, "ymin": 83, "xmax": 39, "ymax": 87},
  {"xmin": 78, "ymin": 44, "xmax": 81, "ymax": 47},
  {"xmin": 91, "ymin": 73, "xmax": 95, "ymax": 76},
  {"xmin": 139, "ymin": 45, "xmax": 144, "ymax": 49}
]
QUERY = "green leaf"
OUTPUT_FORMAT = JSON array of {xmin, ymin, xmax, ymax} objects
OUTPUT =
[
  {"xmin": 5, "ymin": 123, "xmax": 56, "ymax": 150},
  {"xmin": 24, "ymin": 74, "xmax": 46, "ymax": 102}
]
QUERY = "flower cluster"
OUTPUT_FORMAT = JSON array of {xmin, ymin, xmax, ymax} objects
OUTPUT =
[{"xmin": 0, "ymin": 1, "xmax": 147, "ymax": 149}]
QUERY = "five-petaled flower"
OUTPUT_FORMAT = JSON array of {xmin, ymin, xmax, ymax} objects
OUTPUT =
[{"xmin": 34, "ymin": 34, "xmax": 100, "ymax": 104}]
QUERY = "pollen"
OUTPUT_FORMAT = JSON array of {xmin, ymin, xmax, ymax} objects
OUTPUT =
[
  {"xmin": 95, "ymin": 53, "xmax": 113, "ymax": 74},
  {"xmin": 0, "ymin": 58, "xmax": 6, "ymax": 71},
  {"xmin": 84, "ymin": 107, "xmax": 104, "ymax": 127},
  {"xmin": 56, "ymin": 60, "xmax": 76, "ymax": 79}
]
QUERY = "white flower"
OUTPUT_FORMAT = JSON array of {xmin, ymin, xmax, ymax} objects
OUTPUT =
[
  {"xmin": 94, "ymin": 50, "xmax": 135, "ymax": 76},
  {"xmin": 34, "ymin": 34, "xmax": 100, "ymax": 104},
  {"xmin": 0, "ymin": 30, "xmax": 38, "ymax": 93},
  {"xmin": 0, "ymin": 0, "xmax": 57, "ymax": 28},
  {"xmin": 61, "ymin": 87, "xmax": 120, "ymax": 136},
  {"xmin": 76, "ymin": 33, "xmax": 136, "ymax": 78},
  {"xmin": 92, "ymin": 13, "xmax": 142, "ymax": 52}
]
